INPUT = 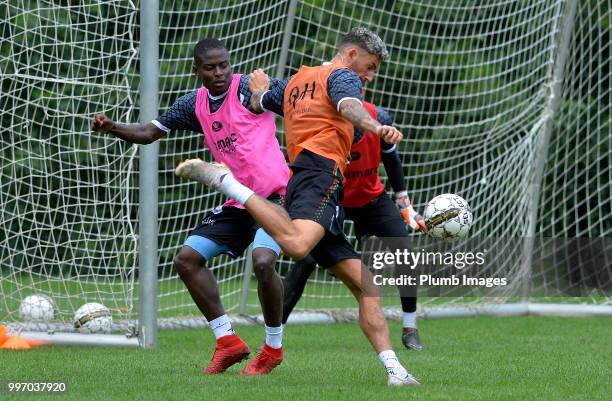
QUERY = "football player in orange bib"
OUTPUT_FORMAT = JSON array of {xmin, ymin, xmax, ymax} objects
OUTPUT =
[{"xmin": 281, "ymin": 98, "xmax": 426, "ymax": 352}]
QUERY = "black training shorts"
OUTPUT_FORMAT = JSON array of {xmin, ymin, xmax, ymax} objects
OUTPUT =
[
  {"xmin": 286, "ymin": 150, "xmax": 359, "ymax": 268},
  {"xmin": 344, "ymin": 192, "xmax": 410, "ymax": 241}
]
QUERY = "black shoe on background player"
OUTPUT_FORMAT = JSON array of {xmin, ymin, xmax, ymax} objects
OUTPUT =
[{"xmin": 401, "ymin": 327, "xmax": 423, "ymax": 352}]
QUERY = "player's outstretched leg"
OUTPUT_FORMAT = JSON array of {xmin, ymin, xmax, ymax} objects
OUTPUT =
[
  {"xmin": 176, "ymin": 158, "xmax": 324, "ymax": 260},
  {"xmin": 174, "ymin": 246, "xmax": 250, "ymax": 374},
  {"xmin": 330, "ymin": 258, "xmax": 420, "ymax": 386}
]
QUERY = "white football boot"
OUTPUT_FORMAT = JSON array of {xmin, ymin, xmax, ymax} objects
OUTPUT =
[
  {"xmin": 175, "ymin": 159, "xmax": 231, "ymax": 191},
  {"xmin": 387, "ymin": 368, "xmax": 421, "ymax": 386}
]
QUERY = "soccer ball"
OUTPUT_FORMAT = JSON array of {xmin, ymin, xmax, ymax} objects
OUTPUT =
[
  {"xmin": 423, "ymin": 193, "xmax": 473, "ymax": 240},
  {"xmin": 74, "ymin": 302, "xmax": 112, "ymax": 334},
  {"xmin": 19, "ymin": 294, "xmax": 56, "ymax": 322}
]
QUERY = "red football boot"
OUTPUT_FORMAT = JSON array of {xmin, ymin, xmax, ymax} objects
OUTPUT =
[
  {"xmin": 203, "ymin": 334, "xmax": 250, "ymax": 375},
  {"xmin": 241, "ymin": 344, "xmax": 283, "ymax": 376}
]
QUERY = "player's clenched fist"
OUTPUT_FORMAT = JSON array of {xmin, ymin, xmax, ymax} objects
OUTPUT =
[
  {"xmin": 248, "ymin": 69, "xmax": 270, "ymax": 92},
  {"xmin": 377, "ymin": 125, "xmax": 403, "ymax": 144},
  {"xmin": 91, "ymin": 113, "xmax": 114, "ymax": 133},
  {"xmin": 249, "ymin": 69, "xmax": 271, "ymax": 113}
]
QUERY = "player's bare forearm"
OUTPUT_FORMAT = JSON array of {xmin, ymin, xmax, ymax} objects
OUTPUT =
[
  {"xmin": 109, "ymin": 123, "xmax": 165, "ymax": 144},
  {"xmin": 250, "ymin": 90, "xmax": 265, "ymax": 113},
  {"xmin": 340, "ymin": 100, "xmax": 403, "ymax": 144},
  {"xmin": 339, "ymin": 99, "xmax": 381, "ymax": 132},
  {"xmin": 248, "ymin": 69, "xmax": 270, "ymax": 113},
  {"xmin": 91, "ymin": 113, "xmax": 164, "ymax": 144}
]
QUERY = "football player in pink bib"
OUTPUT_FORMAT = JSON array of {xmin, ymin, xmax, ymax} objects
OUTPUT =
[{"xmin": 92, "ymin": 38, "xmax": 288, "ymax": 375}]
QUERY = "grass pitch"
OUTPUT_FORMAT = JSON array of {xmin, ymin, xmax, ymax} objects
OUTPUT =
[{"xmin": 0, "ymin": 317, "xmax": 610, "ymax": 401}]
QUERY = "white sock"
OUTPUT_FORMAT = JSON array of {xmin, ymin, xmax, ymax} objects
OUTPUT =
[
  {"xmin": 209, "ymin": 314, "xmax": 235, "ymax": 340},
  {"xmin": 403, "ymin": 312, "xmax": 417, "ymax": 329},
  {"xmin": 218, "ymin": 173, "xmax": 255, "ymax": 205},
  {"xmin": 379, "ymin": 350, "xmax": 408, "ymax": 377},
  {"xmin": 265, "ymin": 325, "xmax": 283, "ymax": 349}
]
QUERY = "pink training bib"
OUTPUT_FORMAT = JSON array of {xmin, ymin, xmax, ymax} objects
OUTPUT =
[{"xmin": 194, "ymin": 74, "xmax": 289, "ymax": 208}]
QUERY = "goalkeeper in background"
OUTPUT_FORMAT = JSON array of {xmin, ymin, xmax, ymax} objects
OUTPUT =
[{"xmin": 282, "ymin": 98, "xmax": 426, "ymax": 351}]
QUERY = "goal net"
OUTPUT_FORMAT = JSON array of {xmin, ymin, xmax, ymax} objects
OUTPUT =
[
  {"xmin": 1, "ymin": 0, "xmax": 610, "ymax": 340},
  {"xmin": 270, "ymin": 0, "xmax": 612, "ymax": 318}
]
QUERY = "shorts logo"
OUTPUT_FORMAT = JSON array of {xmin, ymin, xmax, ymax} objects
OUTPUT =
[
  {"xmin": 212, "ymin": 121, "xmax": 223, "ymax": 132},
  {"xmin": 212, "ymin": 206, "xmax": 223, "ymax": 214},
  {"xmin": 201, "ymin": 216, "xmax": 215, "ymax": 226},
  {"xmin": 329, "ymin": 206, "xmax": 340, "ymax": 231}
]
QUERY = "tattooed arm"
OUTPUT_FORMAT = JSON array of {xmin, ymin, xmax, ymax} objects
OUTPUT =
[
  {"xmin": 329, "ymin": 69, "xmax": 402, "ymax": 144},
  {"xmin": 339, "ymin": 99, "xmax": 381, "ymax": 132},
  {"xmin": 339, "ymin": 99, "xmax": 402, "ymax": 144}
]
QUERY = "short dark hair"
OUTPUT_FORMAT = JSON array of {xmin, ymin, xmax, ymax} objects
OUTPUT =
[
  {"xmin": 339, "ymin": 28, "xmax": 388, "ymax": 60},
  {"xmin": 193, "ymin": 38, "xmax": 227, "ymax": 62}
]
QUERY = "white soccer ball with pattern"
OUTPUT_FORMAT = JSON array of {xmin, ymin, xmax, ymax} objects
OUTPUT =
[
  {"xmin": 74, "ymin": 302, "xmax": 112, "ymax": 334},
  {"xmin": 423, "ymin": 193, "xmax": 473, "ymax": 240},
  {"xmin": 19, "ymin": 294, "xmax": 56, "ymax": 322}
]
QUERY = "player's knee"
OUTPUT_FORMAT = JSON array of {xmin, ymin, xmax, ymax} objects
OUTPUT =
[
  {"xmin": 288, "ymin": 249, "xmax": 308, "ymax": 260},
  {"xmin": 359, "ymin": 295, "xmax": 384, "ymax": 320},
  {"xmin": 252, "ymin": 251, "xmax": 277, "ymax": 281},
  {"xmin": 173, "ymin": 250, "xmax": 205, "ymax": 277},
  {"xmin": 271, "ymin": 234, "xmax": 309, "ymax": 260},
  {"xmin": 285, "ymin": 241, "xmax": 311, "ymax": 260}
]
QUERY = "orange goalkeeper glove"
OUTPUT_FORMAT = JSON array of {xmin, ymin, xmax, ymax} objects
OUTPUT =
[{"xmin": 395, "ymin": 191, "xmax": 427, "ymax": 232}]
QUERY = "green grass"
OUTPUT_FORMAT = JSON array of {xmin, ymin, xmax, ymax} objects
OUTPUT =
[{"xmin": 1, "ymin": 317, "xmax": 610, "ymax": 401}]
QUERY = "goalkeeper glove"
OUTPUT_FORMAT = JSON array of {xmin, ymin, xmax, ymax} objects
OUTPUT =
[{"xmin": 395, "ymin": 191, "xmax": 427, "ymax": 231}]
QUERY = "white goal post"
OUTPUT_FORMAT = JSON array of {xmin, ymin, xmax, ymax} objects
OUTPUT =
[{"xmin": 1, "ymin": 0, "xmax": 610, "ymax": 348}]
